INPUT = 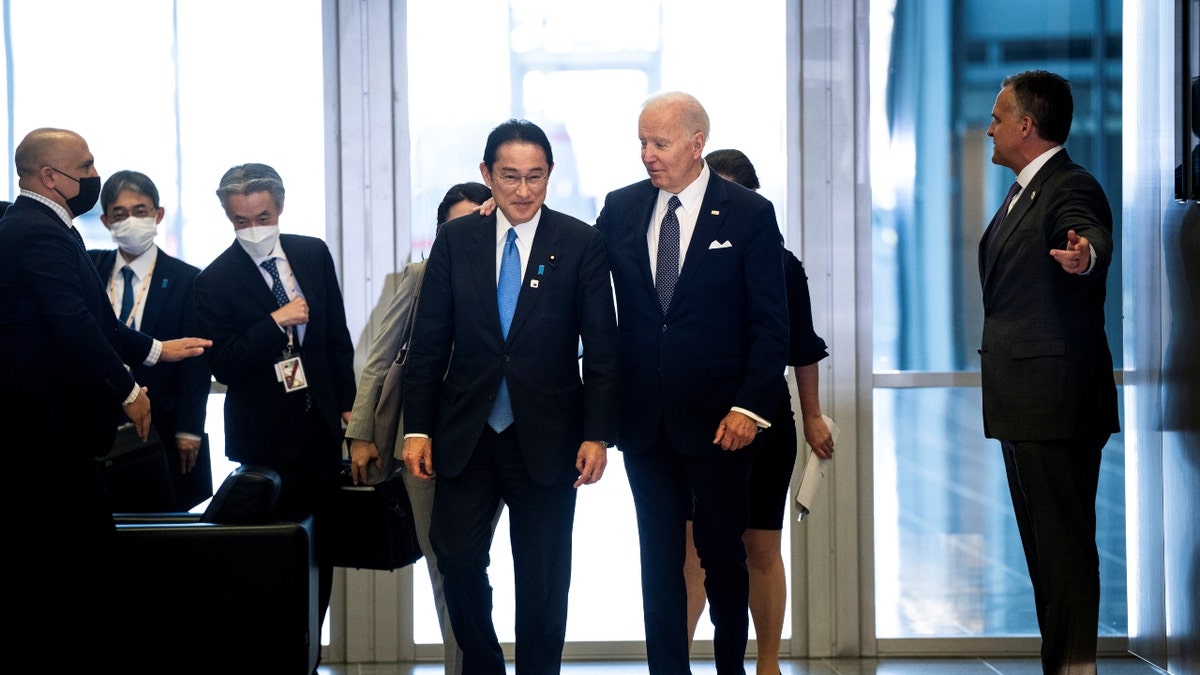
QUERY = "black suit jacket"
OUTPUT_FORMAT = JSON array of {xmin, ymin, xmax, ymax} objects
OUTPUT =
[
  {"xmin": 595, "ymin": 173, "xmax": 789, "ymax": 455},
  {"xmin": 978, "ymin": 150, "xmax": 1120, "ymax": 440},
  {"xmin": 89, "ymin": 248, "xmax": 210, "ymax": 443},
  {"xmin": 91, "ymin": 247, "xmax": 213, "ymax": 508},
  {"xmin": 194, "ymin": 234, "xmax": 356, "ymax": 467},
  {"xmin": 0, "ymin": 196, "xmax": 154, "ymax": 457},
  {"xmin": 403, "ymin": 207, "xmax": 619, "ymax": 486}
]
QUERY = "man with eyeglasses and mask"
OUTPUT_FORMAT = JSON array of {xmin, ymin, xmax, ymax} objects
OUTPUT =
[
  {"xmin": 400, "ymin": 119, "xmax": 618, "ymax": 675},
  {"xmin": 0, "ymin": 127, "xmax": 211, "ymax": 666},
  {"xmin": 88, "ymin": 170, "xmax": 214, "ymax": 511}
]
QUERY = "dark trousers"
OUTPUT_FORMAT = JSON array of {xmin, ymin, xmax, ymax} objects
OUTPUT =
[
  {"xmin": 272, "ymin": 408, "xmax": 342, "ymax": 644},
  {"xmin": 624, "ymin": 423, "xmax": 754, "ymax": 675},
  {"xmin": 430, "ymin": 426, "xmax": 578, "ymax": 675},
  {"xmin": 16, "ymin": 456, "xmax": 117, "ymax": 666},
  {"xmin": 1002, "ymin": 435, "xmax": 1108, "ymax": 675}
]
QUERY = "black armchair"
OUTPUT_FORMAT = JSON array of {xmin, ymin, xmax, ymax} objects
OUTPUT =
[{"xmin": 110, "ymin": 465, "xmax": 319, "ymax": 673}]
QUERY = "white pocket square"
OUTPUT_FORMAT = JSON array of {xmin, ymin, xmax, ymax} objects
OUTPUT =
[{"xmin": 709, "ymin": 240, "xmax": 733, "ymax": 249}]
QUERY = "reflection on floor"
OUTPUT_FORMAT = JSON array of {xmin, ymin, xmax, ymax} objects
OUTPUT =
[
  {"xmin": 874, "ymin": 387, "xmax": 1128, "ymax": 637},
  {"xmin": 320, "ymin": 655, "xmax": 1168, "ymax": 674}
]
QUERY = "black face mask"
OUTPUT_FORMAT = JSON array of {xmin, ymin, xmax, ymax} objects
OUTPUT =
[{"xmin": 51, "ymin": 168, "xmax": 101, "ymax": 217}]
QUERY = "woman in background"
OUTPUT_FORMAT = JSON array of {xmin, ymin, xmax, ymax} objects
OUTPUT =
[
  {"xmin": 346, "ymin": 181, "xmax": 501, "ymax": 675},
  {"xmin": 685, "ymin": 149, "xmax": 834, "ymax": 675}
]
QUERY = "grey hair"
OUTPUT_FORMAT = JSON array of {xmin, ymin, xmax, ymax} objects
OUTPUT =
[{"xmin": 215, "ymin": 163, "xmax": 286, "ymax": 212}]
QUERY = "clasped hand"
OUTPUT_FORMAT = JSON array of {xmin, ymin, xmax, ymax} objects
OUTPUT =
[{"xmin": 272, "ymin": 297, "xmax": 310, "ymax": 327}]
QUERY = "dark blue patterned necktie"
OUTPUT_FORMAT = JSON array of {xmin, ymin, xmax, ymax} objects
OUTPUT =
[
  {"xmin": 118, "ymin": 266, "xmax": 135, "ymax": 327},
  {"xmin": 488, "ymin": 228, "xmax": 520, "ymax": 432},
  {"xmin": 656, "ymin": 195, "xmax": 682, "ymax": 312},
  {"xmin": 261, "ymin": 258, "xmax": 290, "ymax": 307},
  {"xmin": 985, "ymin": 181, "xmax": 1022, "ymax": 253}
]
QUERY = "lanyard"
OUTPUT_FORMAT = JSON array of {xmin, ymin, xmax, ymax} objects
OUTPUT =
[{"xmin": 108, "ymin": 258, "xmax": 158, "ymax": 328}]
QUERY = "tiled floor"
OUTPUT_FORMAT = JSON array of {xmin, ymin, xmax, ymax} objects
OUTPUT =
[{"xmin": 319, "ymin": 655, "xmax": 1168, "ymax": 674}]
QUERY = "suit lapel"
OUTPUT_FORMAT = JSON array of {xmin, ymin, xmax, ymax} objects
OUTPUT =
[
  {"xmin": 508, "ymin": 209, "xmax": 562, "ymax": 341},
  {"xmin": 631, "ymin": 187, "xmax": 658, "ymax": 300},
  {"xmin": 468, "ymin": 216, "xmax": 504, "ymax": 341},
  {"xmin": 673, "ymin": 174, "xmax": 729, "ymax": 305},
  {"xmin": 140, "ymin": 251, "xmax": 172, "ymax": 333},
  {"xmin": 230, "ymin": 241, "xmax": 280, "ymax": 313},
  {"xmin": 982, "ymin": 151, "xmax": 1070, "ymax": 287}
]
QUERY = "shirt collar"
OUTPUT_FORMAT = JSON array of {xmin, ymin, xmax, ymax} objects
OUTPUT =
[
  {"xmin": 20, "ymin": 189, "xmax": 74, "ymax": 228},
  {"xmin": 1016, "ymin": 145, "xmax": 1065, "ymax": 188},
  {"xmin": 496, "ymin": 206, "xmax": 542, "ymax": 246},
  {"xmin": 247, "ymin": 240, "xmax": 286, "ymax": 267},
  {"xmin": 121, "ymin": 245, "xmax": 159, "ymax": 278},
  {"xmin": 656, "ymin": 160, "xmax": 711, "ymax": 215}
]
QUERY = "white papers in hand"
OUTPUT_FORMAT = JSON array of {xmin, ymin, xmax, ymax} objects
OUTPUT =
[{"xmin": 795, "ymin": 414, "xmax": 839, "ymax": 521}]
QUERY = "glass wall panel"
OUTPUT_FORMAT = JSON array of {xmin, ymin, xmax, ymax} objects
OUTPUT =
[
  {"xmin": 874, "ymin": 388, "xmax": 1127, "ymax": 637},
  {"xmin": 1, "ymin": 0, "xmax": 326, "ymax": 269},
  {"xmin": 871, "ymin": 0, "xmax": 1127, "ymax": 639}
]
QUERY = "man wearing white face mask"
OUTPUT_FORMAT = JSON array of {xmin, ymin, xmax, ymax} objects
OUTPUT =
[
  {"xmin": 194, "ymin": 163, "xmax": 356, "ymax": 665},
  {"xmin": 90, "ymin": 170, "xmax": 214, "ymax": 511}
]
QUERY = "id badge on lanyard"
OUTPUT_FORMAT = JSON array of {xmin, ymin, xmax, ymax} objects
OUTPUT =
[{"xmin": 274, "ymin": 328, "xmax": 308, "ymax": 393}]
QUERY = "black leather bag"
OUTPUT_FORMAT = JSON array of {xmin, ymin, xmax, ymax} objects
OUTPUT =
[
  {"xmin": 321, "ymin": 465, "xmax": 423, "ymax": 570},
  {"xmin": 101, "ymin": 423, "xmax": 177, "ymax": 512}
]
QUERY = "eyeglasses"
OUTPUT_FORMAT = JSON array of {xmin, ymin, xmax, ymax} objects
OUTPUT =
[
  {"xmin": 494, "ymin": 173, "xmax": 547, "ymax": 189},
  {"xmin": 108, "ymin": 205, "xmax": 158, "ymax": 220}
]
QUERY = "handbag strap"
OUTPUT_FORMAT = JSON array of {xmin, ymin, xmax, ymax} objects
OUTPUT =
[{"xmin": 395, "ymin": 263, "xmax": 425, "ymax": 365}]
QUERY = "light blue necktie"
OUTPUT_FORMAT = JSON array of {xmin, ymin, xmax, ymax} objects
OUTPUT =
[
  {"xmin": 118, "ymin": 266, "xmax": 136, "ymax": 327},
  {"xmin": 488, "ymin": 228, "xmax": 520, "ymax": 432}
]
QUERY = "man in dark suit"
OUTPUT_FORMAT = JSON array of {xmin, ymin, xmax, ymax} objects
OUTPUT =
[
  {"xmin": 91, "ymin": 170, "xmax": 213, "ymax": 510},
  {"xmin": 0, "ymin": 128, "xmax": 210, "ymax": 664},
  {"xmin": 193, "ymin": 163, "xmax": 357, "ymax": 649},
  {"xmin": 401, "ymin": 119, "xmax": 618, "ymax": 675},
  {"xmin": 594, "ymin": 92, "xmax": 789, "ymax": 675},
  {"xmin": 980, "ymin": 70, "xmax": 1119, "ymax": 675}
]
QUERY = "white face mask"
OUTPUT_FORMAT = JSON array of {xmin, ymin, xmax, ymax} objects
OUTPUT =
[
  {"xmin": 235, "ymin": 225, "xmax": 281, "ymax": 259},
  {"xmin": 109, "ymin": 216, "xmax": 159, "ymax": 256}
]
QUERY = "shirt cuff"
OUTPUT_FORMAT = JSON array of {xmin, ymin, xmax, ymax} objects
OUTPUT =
[
  {"xmin": 122, "ymin": 384, "xmax": 141, "ymax": 407},
  {"xmin": 142, "ymin": 339, "xmax": 163, "ymax": 366},
  {"xmin": 176, "ymin": 432, "xmax": 203, "ymax": 443},
  {"xmin": 1078, "ymin": 245, "xmax": 1098, "ymax": 276},
  {"xmin": 403, "ymin": 433, "xmax": 431, "ymax": 440},
  {"xmin": 732, "ymin": 406, "xmax": 771, "ymax": 429}
]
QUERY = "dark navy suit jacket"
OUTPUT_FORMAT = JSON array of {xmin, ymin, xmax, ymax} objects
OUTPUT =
[
  {"xmin": 89, "ymin": 248, "xmax": 210, "ymax": 443},
  {"xmin": 91, "ymin": 247, "xmax": 213, "ymax": 507},
  {"xmin": 0, "ymin": 196, "xmax": 153, "ymax": 457},
  {"xmin": 595, "ymin": 173, "xmax": 789, "ymax": 455}
]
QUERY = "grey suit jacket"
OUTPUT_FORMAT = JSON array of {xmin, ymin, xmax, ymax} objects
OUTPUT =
[
  {"xmin": 346, "ymin": 260, "xmax": 427, "ymax": 479},
  {"xmin": 978, "ymin": 150, "xmax": 1120, "ymax": 440}
]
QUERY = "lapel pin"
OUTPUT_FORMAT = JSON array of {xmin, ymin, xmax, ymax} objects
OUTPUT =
[
  {"xmin": 161, "ymin": 279, "xmax": 169, "ymax": 288},
  {"xmin": 538, "ymin": 264, "xmax": 545, "ymax": 275},
  {"xmin": 711, "ymin": 210, "xmax": 720, "ymax": 215},
  {"xmin": 530, "ymin": 279, "xmax": 539, "ymax": 288}
]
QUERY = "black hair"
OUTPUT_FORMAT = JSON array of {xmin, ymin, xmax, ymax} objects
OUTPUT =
[
  {"xmin": 436, "ymin": 182, "xmax": 492, "ymax": 225},
  {"xmin": 100, "ymin": 170, "xmax": 161, "ymax": 212},
  {"xmin": 1003, "ymin": 70, "xmax": 1074, "ymax": 145},
  {"xmin": 481, "ymin": 119, "xmax": 554, "ymax": 171},
  {"xmin": 705, "ymin": 149, "xmax": 760, "ymax": 190}
]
